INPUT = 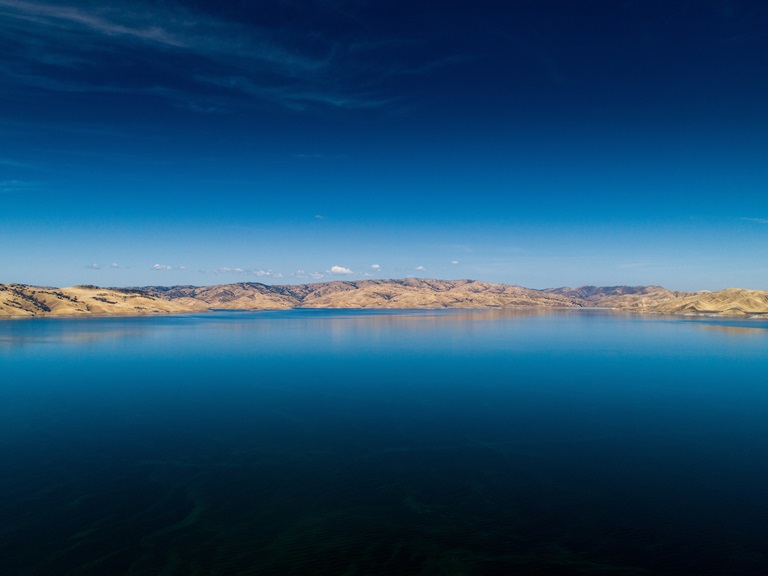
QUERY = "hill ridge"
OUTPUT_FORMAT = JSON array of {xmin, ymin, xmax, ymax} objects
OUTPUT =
[{"xmin": 1, "ymin": 279, "xmax": 766, "ymax": 317}]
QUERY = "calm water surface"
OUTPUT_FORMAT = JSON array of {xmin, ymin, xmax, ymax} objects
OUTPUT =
[{"xmin": 1, "ymin": 309, "xmax": 767, "ymax": 575}]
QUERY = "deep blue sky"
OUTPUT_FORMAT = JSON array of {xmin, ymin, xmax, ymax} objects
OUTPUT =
[{"xmin": 2, "ymin": 1, "xmax": 767, "ymax": 290}]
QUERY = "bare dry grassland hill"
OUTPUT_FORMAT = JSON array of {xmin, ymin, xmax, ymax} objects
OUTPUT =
[{"xmin": 1, "ymin": 279, "xmax": 767, "ymax": 317}]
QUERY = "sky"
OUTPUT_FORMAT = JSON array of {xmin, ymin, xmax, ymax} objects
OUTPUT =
[{"xmin": 1, "ymin": 0, "xmax": 767, "ymax": 290}]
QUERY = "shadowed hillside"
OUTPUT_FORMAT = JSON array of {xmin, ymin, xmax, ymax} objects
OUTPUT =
[
  {"xmin": 146, "ymin": 279, "xmax": 584, "ymax": 310},
  {"xmin": 2, "ymin": 279, "xmax": 767, "ymax": 317},
  {"xmin": 0, "ymin": 284, "xmax": 205, "ymax": 317}
]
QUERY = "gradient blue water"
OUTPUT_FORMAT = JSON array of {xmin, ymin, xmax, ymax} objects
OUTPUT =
[{"xmin": 1, "ymin": 309, "xmax": 767, "ymax": 575}]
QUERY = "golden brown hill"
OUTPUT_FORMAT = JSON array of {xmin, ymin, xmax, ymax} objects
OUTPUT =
[
  {"xmin": 140, "ymin": 279, "xmax": 584, "ymax": 310},
  {"xmin": 137, "ymin": 279, "xmax": 565, "ymax": 310},
  {"xmin": 551, "ymin": 285, "xmax": 768, "ymax": 315},
  {"xmin": 291, "ymin": 279, "xmax": 583, "ymax": 309},
  {"xmin": 648, "ymin": 288, "xmax": 768, "ymax": 315},
  {"xmin": 0, "ymin": 284, "xmax": 205, "ymax": 317},
  {"xmin": 546, "ymin": 285, "xmax": 695, "ymax": 310},
  {"xmin": 2, "ymin": 279, "xmax": 767, "ymax": 317},
  {"xmin": 147, "ymin": 283, "xmax": 297, "ymax": 310}
]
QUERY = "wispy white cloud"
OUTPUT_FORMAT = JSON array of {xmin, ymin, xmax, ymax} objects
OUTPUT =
[
  {"xmin": 450, "ymin": 260, "xmax": 459, "ymax": 265},
  {"xmin": 110, "ymin": 262, "xmax": 119, "ymax": 268},
  {"xmin": 370, "ymin": 264, "xmax": 381, "ymax": 271},
  {"xmin": 0, "ymin": 180, "xmax": 42, "ymax": 194},
  {"xmin": 448, "ymin": 244, "xmax": 474, "ymax": 254},
  {"xmin": 0, "ymin": 0, "xmax": 185, "ymax": 46},
  {"xmin": 217, "ymin": 267, "xmax": 283, "ymax": 279},
  {"xmin": 152, "ymin": 264, "xmax": 173, "ymax": 271},
  {"xmin": 293, "ymin": 269, "xmax": 325, "ymax": 279},
  {"xmin": 197, "ymin": 75, "xmax": 387, "ymax": 110},
  {"xmin": 86, "ymin": 263, "xmax": 101, "ymax": 270},
  {"xmin": 0, "ymin": 0, "xmax": 389, "ymax": 111},
  {"xmin": 415, "ymin": 265, "xmax": 426, "ymax": 271},
  {"xmin": 255, "ymin": 269, "xmax": 282, "ymax": 278},
  {"xmin": 329, "ymin": 265, "xmax": 353, "ymax": 275},
  {"xmin": 742, "ymin": 217, "xmax": 768, "ymax": 224},
  {"xmin": 0, "ymin": 158, "xmax": 36, "ymax": 169}
]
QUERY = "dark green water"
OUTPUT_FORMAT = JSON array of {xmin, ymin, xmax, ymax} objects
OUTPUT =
[{"xmin": 1, "ymin": 309, "xmax": 767, "ymax": 575}]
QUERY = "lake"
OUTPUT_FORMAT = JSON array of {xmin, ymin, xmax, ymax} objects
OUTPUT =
[{"xmin": 1, "ymin": 309, "xmax": 767, "ymax": 575}]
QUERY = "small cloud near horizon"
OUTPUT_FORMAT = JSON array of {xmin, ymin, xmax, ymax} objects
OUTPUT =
[
  {"xmin": 86, "ymin": 263, "xmax": 101, "ymax": 270},
  {"xmin": 329, "ymin": 265, "xmax": 353, "ymax": 275},
  {"xmin": 217, "ymin": 267, "xmax": 282, "ymax": 278},
  {"xmin": 371, "ymin": 264, "xmax": 381, "ymax": 271},
  {"xmin": 110, "ymin": 262, "xmax": 119, "ymax": 268},
  {"xmin": 451, "ymin": 260, "xmax": 459, "ymax": 265},
  {"xmin": 256, "ymin": 269, "xmax": 282, "ymax": 278},
  {"xmin": 415, "ymin": 265, "xmax": 426, "ymax": 271},
  {"xmin": 152, "ymin": 264, "xmax": 174, "ymax": 271},
  {"xmin": 293, "ymin": 269, "xmax": 324, "ymax": 279}
]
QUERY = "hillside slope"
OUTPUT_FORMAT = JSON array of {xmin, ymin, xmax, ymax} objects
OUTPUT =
[
  {"xmin": 0, "ymin": 285, "xmax": 205, "ymax": 317},
  {"xmin": 2, "ymin": 280, "xmax": 767, "ymax": 317}
]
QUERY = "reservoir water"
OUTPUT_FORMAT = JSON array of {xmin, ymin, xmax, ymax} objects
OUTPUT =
[{"xmin": 1, "ymin": 309, "xmax": 767, "ymax": 575}]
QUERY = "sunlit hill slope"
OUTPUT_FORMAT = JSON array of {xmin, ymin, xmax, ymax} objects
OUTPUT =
[{"xmin": 1, "ymin": 279, "xmax": 766, "ymax": 317}]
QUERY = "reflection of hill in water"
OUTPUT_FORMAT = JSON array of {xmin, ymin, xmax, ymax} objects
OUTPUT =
[
  {"xmin": 695, "ymin": 323, "xmax": 768, "ymax": 335},
  {"xmin": 3, "ymin": 312, "xmax": 767, "ymax": 574}
]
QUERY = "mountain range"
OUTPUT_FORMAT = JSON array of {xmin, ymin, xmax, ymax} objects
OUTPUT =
[{"xmin": 1, "ymin": 279, "xmax": 767, "ymax": 317}]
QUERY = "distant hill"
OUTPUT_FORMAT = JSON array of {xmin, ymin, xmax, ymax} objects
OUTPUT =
[
  {"xmin": 0, "ymin": 284, "xmax": 203, "ymax": 317},
  {"xmin": 1, "ymin": 279, "xmax": 767, "ymax": 317},
  {"xmin": 649, "ymin": 288, "xmax": 768, "ymax": 316},
  {"xmin": 543, "ymin": 285, "xmax": 695, "ymax": 309}
]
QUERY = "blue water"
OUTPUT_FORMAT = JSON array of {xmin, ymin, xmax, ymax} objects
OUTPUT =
[{"xmin": 1, "ymin": 309, "xmax": 767, "ymax": 575}]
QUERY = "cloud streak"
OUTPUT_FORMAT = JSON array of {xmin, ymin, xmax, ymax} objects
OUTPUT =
[
  {"xmin": 0, "ymin": 0, "xmax": 184, "ymax": 46},
  {"xmin": 217, "ymin": 267, "xmax": 246, "ymax": 274},
  {"xmin": 0, "ymin": 157, "xmax": 37, "ymax": 169},
  {"xmin": 0, "ymin": 0, "xmax": 389, "ymax": 110},
  {"xmin": 0, "ymin": 180, "xmax": 41, "ymax": 194},
  {"xmin": 217, "ymin": 267, "xmax": 283, "ymax": 278},
  {"xmin": 293, "ymin": 269, "xmax": 324, "ymax": 279}
]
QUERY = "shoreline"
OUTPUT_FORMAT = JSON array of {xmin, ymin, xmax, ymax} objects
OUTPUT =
[
  {"xmin": 2, "ymin": 305, "xmax": 767, "ymax": 321},
  {"xmin": 3, "ymin": 279, "xmax": 768, "ymax": 319}
]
